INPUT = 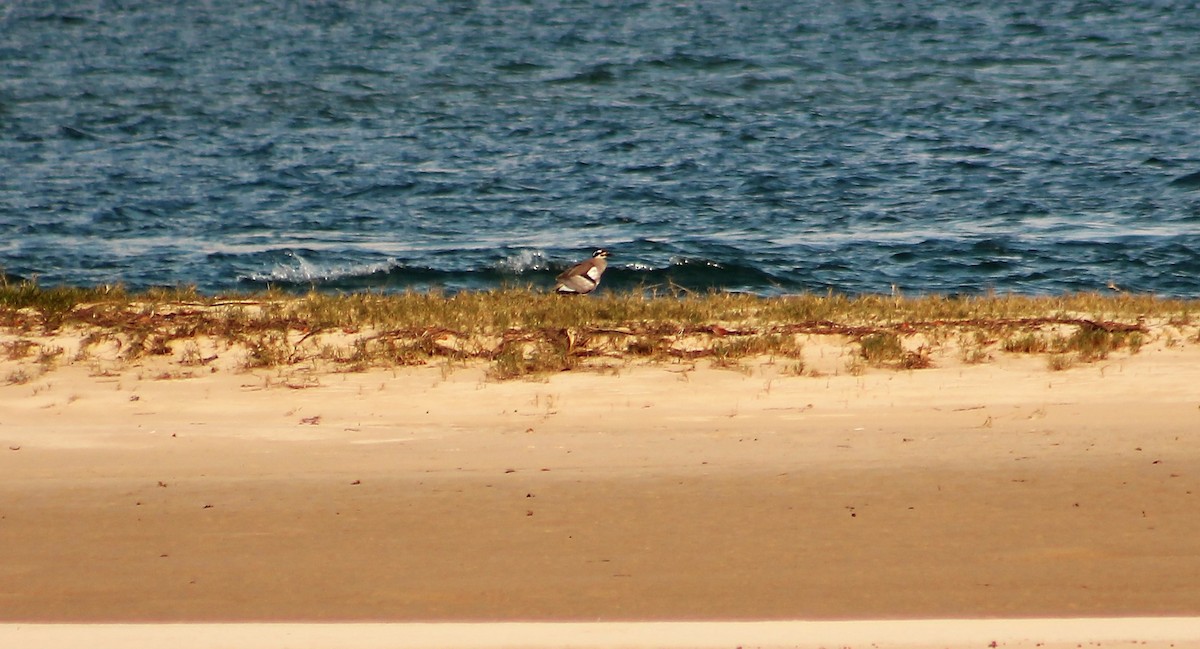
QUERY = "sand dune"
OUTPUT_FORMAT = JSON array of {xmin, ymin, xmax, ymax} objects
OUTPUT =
[{"xmin": 2, "ymin": 331, "xmax": 1198, "ymax": 633}]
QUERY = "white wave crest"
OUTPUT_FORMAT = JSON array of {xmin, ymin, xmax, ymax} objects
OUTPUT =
[
  {"xmin": 243, "ymin": 251, "xmax": 398, "ymax": 284},
  {"xmin": 494, "ymin": 250, "xmax": 548, "ymax": 273}
]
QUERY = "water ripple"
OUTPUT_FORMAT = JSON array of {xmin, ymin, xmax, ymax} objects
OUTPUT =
[{"xmin": 3, "ymin": 0, "xmax": 1200, "ymax": 296}]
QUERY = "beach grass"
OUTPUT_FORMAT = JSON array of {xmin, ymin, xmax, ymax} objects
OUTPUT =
[{"xmin": 1, "ymin": 279, "xmax": 1196, "ymax": 379}]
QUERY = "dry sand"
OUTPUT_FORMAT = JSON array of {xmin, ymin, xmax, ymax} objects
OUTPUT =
[
  {"xmin": 1, "ymin": 329, "xmax": 1198, "ymax": 645},
  {"xmin": 3, "ymin": 618, "xmax": 1200, "ymax": 649}
]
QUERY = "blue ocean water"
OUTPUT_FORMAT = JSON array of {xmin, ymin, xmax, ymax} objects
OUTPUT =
[{"xmin": 3, "ymin": 0, "xmax": 1200, "ymax": 297}]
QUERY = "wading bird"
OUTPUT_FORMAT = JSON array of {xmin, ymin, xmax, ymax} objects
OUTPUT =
[{"xmin": 554, "ymin": 249, "xmax": 610, "ymax": 295}]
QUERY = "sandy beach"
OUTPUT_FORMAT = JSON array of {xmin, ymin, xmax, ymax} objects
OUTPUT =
[
  {"xmin": 2, "ymin": 320, "xmax": 1199, "ymax": 645},
  {"xmin": 3, "ymin": 618, "xmax": 1200, "ymax": 649}
]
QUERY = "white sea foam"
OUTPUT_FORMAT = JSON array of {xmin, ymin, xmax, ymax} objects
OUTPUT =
[
  {"xmin": 494, "ymin": 250, "xmax": 549, "ymax": 273},
  {"xmin": 243, "ymin": 251, "xmax": 398, "ymax": 284}
]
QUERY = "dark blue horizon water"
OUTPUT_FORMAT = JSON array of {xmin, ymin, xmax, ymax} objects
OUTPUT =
[{"xmin": 3, "ymin": 0, "xmax": 1200, "ymax": 297}]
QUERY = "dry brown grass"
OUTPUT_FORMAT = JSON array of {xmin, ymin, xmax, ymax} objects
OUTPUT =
[{"xmin": 1, "ymin": 281, "xmax": 1195, "ymax": 379}]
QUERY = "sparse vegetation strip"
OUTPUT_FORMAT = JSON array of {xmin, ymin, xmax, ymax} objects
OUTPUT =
[{"xmin": 1, "ymin": 281, "xmax": 1196, "ymax": 380}]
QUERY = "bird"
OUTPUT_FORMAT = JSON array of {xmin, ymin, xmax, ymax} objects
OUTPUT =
[{"xmin": 554, "ymin": 249, "xmax": 610, "ymax": 295}]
